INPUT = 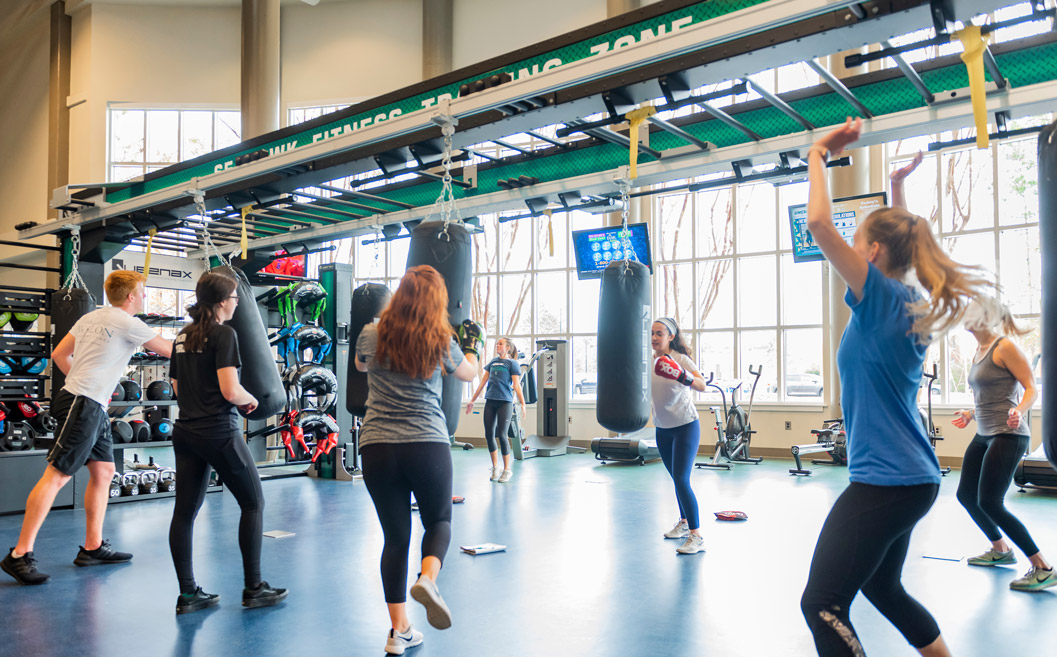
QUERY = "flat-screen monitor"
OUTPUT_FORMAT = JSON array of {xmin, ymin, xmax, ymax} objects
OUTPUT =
[
  {"xmin": 571, "ymin": 222, "xmax": 652, "ymax": 279},
  {"xmin": 787, "ymin": 192, "xmax": 888, "ymax": 263}
]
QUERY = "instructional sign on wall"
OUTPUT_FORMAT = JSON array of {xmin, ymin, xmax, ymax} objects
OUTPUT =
[{"xmin": 106, "ymin": 251, "xmax": 205, "ymax": 292}]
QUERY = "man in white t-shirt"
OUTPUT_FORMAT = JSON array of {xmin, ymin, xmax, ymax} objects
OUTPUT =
[{"xmin": 2, "ymin": 271, "xmax": 172, "ymax": 586}]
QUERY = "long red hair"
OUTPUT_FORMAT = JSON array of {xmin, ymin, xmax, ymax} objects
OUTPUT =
[{"xmin": 376, "ymin": 265, "xmax": 455, "ymax": 379}]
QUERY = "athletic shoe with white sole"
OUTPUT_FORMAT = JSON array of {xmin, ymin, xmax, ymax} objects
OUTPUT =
[
  {"xmin": 385, "ymin": 626, "xmax": 424, "ymax": 655},
  {"xmin": 1010, "ymin": 567, "xmax": 1057, "ymax": 592},
  {"xmin": 664, "ymin": 519, "xmax": 689, "ymax": 539},
  {"xmin": 410, "ymin": 574, "xmax": 452, "ymax": 630},
  {"xmin": 498, "ymin": 469, "xmax": 513, "ymax": 483},
  {"xmin": 73, "ymin": 539, "xmax": 132, "ymax": 566},
  {"xmin": 967, "ymin": 548, "xmax": 1016, "ymax": 567},
  {"xmin": 489, "ymin": 466, "xmax": 502, "ymax": 482},
  {"xmin": 676, "ymin": 534, "xmax": 706, "ymax": 555}
]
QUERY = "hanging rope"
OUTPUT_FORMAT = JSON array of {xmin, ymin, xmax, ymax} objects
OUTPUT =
[
  {"xmin": 192, "ymin": 190, "xmax": 232, "ymax": 268},
  {"xmin": 240, "ymin": 205, "xmax": 252, "ymax": 258},
  {"xmin": 426, "ymin": 113, "xmax": 462, "ymax": 240},
  {"xmin": 624, "ymin": 106, "xmax": 657, "ymax": 179},
  {"xmin": 61, "ymin": 226, "xmax": 95, "ymax": 303},
  {"xmin": 544, "ymin": 208, "xmax": 554, "ymax": 257},
  {"xmin": 953, "ymin": 25, "xmax": 991, "ymax": 149},
  {"xmin": 142, "ymin": 228, "xmax": 157, "ymax": 282}
]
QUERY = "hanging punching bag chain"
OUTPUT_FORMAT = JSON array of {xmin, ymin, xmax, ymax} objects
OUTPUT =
[
  {"xmin": 61, "ymin": 226, "xmax": 94, "ymax": 303},
  {"xmin": 427, "ymin": 112, "xmax": 462, "ymax": 240},
  {"xmin": 192, "ymin": 190, "xmax": 232, "ymax": 267},
  {"xmin": 617, "ymin": 178, "xmax": 633, "ymax": 274}
]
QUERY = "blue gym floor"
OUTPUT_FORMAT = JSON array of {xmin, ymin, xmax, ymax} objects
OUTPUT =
[{"xmin": 1, "ymin": 451, "xmax": 1055, "ymax": 656}]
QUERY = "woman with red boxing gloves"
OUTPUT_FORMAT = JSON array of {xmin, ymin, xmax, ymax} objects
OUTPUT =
[{"xmin": 651, "ymin": 317, "xmax": 708, "ymax": 555}]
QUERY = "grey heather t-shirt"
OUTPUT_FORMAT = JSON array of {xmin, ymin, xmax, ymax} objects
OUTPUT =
[{"xmin": 356, "ymin": 323, "xmax": 464, "ymax": 448}]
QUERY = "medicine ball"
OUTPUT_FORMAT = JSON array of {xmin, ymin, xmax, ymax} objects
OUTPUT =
[
  {"xmin": 150, "ymin": 417, "xmax": 173, "ymax": 441},
  {"xmin": 9, "ymin": 312, "xmax": 38, "ymax": 331},
  {"xmin": 110, "ymin": 419, "xmax": 134, "ymax": 444},
  {"xmin": 121, "ymin": 380, "xmax": 142, "ymax": 402},
  {"xmin": 129, "ymin": 419, "xmax": 150, "ymax": 443},
  {"xmin": 146, "ymin": 380, "xmax": 174, "ymax": 401},
  {"xmin": 111, "ymin": 383, "xmax": 126, "ymax": 403}
]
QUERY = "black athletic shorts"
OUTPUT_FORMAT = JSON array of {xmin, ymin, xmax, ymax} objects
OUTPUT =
[{"xmin": 46, "ymin": 389, "xmax": 113, "ymax": 475}]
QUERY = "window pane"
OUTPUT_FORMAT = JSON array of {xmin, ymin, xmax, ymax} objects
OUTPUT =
[
  {"xmin": 571, "ymin": 277, "xmax": 600, "ymax": 333},
  {"xmin": 775, "ymin": 62, "xmax": 819, "ymax": 93},
  {"xmin": 146, "ymin": 110, "xmax": 178, "ymax": 163},
  {"xmin": 739, "ymin": 329, "xmax": 777, "ymax": 402},
  {"xmin": 656, "ymin": 263, "xmax": 693, "ymax": 330},
  {"xmin": 695, "ymin": 188, "xmax": 734, "ymax": 258},
  {"xmin": 782, "ymin": 255, "xmax": 822, "ymax": 325},
  {"xmin": 500, "ymin": 272, "xmax": 532, "ymax": 335},
  {"xmin": 536, "ymin": 271, "xmax": 567, "ymax": 334},
  {"xmin": 572, "ymin": 336, "xmax": 597, "ymax": 400},
  {"xmin": 356, "ymin": 238, "xmax": 386, "ymax": 280},
  {"xmin": 473, "ymin": 218, "xmax": 498, "ymax": 275},
  {"xmin": 697, "ymin": 258, "xmax": 734, "ymax": 329},
  {"xmin": 783, "ymin": 328, "xmax": 823, "ymax": 399},
  {"xmin": 1018, "ymin": 317, "xmax": 1041, "ymax": 409},
  {"xmin": 110, "ymin": 165, "xmax": 143, "ymax": 183},
  {"xmin": 888, "ymin": 135, "xmax": 933, "ymax": 160},
  {"xmin": 181, "ymin": 111, "xmax": 213, "ymax": 159},
  {"xmin": 896, "ymin": 153, "xmax": 939, "ymax": 222},
  {"xmin": 215, "ymin": 111, "xmax": 241, "ymax": 149},
  {"xmin": 471, "ymin": 275, "xmax": 498, "ymax": 337},
  {"xmin": 944, "ymin": 232, "xmax": 995, "ymax": 283},
  {"xmin": 999, "ymin": 228, "xmax": 1041, "ymax": 315},
  {"xmin": 778, "ymin": 181, "xmax": 808, "ymax": 251},
  {"xmin": 737, "ymin": 255, "xmax": 777, "ymax": 327},
  {"xmin": 940, "ymin": 147, "xmax": 994, "ymax": 233},
  {"xmin": 696, "ymin": 330, "xmax": 733, "ymax": 403},
  {"xmin": 499, "ymin": 217, "xmax": 532, "ymax": 271},
  {"xmin": 388, "ymin": 238, "xmax": 410, "ymax": 278},
  {"xmin": 997, "ymin": 138, "xmax": 1039, "ymax": 226},
  {"xmin": 111, "ymin": 110, "xmax": 144, "ymax": 163},
  {"xmin": 946, "ymin": 330, "xmax": 976, "ymax": 407},
  {"xmin": 736, "ymin": 184, "xmax": 776, "ymax": 253},
  {"xmin": 536, "ymin": 212, "xmax": 567, "ymax": 269},
  {"xmin": 657, "ymin": 193, "xmax": 693, "ymax": 260}
]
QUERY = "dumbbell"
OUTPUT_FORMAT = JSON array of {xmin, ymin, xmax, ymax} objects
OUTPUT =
[
  {"xmin": 150, "ymin": 417, "xmax": 173, "ymax": 442},
  {"xmin": 121, "ymin": 471, "xmax": 141, "ymax": 496},
  {"xmin": 110, "ymin": 419, "xmax": 134, "ymax": 444},
  {"xmin": 138, "ymin": 471, "xmax": 159, "ymax": 495},
  {"xmin": 109, "ymin": 473, "xmax": 122, "ymax": 498},
  {"xmin": 158, "ymin": 468, "xmax": 176, "ymax": 493},
  {"xmin": 128, "ymin": 419, "xmax": 150, "ymax": 443}
]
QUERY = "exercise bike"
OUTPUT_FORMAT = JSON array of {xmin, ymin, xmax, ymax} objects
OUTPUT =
[
  {"xmin": 920, "ymin": 364, "xmax": 950, "ymax": 476},
  {"xmin": 789, "ymin": 418, "xmax": 846, "ymax": 476},
  {"xmin": 696, "ymin": 365, "xmax": 763, "ymax": 470}
]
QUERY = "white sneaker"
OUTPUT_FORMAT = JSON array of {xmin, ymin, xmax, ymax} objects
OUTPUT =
[
  {"xmin": 676, "ymin": 534, "xmax": 706, "ymax": 555},
  {"xmin": 489, "ymin": 466, "xmax": 502, "ymax": 481},
  {"xmin": 410, "ymin": 574, "xmax": 452, "ymax": 630},
  {"xmin": 498, "ymin": 469, "xmax": 513, "ymax": 483},
  {"xmin": 385, "ymin": 626, "xmax": 423, "ymax": 655},
  {"xmin": 664, "ymin": 519, "xmax": 689, "ymax": 539}
]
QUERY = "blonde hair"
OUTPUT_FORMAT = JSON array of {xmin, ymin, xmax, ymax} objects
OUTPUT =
[
  {"xmin": 859, "ymin": 207, "xmax": 993, "ymax": 338},
  {"xmin": 104, "ymin": 270, "xmax": 146, "ymax": 306},
  {"xmin": 962, "ymin": 296, "xmax": 1030, "ymax": 337}
]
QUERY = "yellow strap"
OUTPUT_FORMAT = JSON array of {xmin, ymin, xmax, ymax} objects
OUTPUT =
[
  {"xmin": 953, "ymin": 25, "xmax": 991, "ymax": 149},
  {"xmin": 240, "ymin": 206, "xmax": 252, "ymax": 258},
  {"xmin": 624, "ymin": 106, "xmax": 657, "ymax": 179},
  {"xmin": 143, "ymin": 228, "xmax": 157, "ymax": 281},
  {"xmin": 544, "ymin": 209, "xmax": 554, "ymax": 256}
]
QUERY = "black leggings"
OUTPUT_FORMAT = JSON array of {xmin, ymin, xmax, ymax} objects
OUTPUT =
[
  {"xmin": 483, "ymin": 399, "xmax": 513, "ymax": 456},
  {"xmin": 801, "ymin": 482, "xmax": 941, "ymax": 656},
  {"xmin": 169, "ymin": 427, "xmax": 264, "ymax": 593},
  {"xmin": 956, "ymin": 432, "xmax": 1037, "ymax": 556},
  {"xmin": 361, "ymin": 442, "xmax": 453, "ymax": 603}
]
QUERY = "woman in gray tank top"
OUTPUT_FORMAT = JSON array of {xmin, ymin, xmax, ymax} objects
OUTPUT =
[{"xmin": 951, "ymin": 297, "xmax": 1051, "ymax": 592}]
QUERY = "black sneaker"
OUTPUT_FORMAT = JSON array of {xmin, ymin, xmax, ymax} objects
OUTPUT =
[
  {"xmin": 242, "ymin": 581, "xmax": 288, "ymax": 608},
  {"xmin": 1, "ymin": 549, "xmax": 50, "ymax": 585},
  {"xmin": 73, "ymin": 539, "xmax": 133, "ymax": 566},
  {"xmin": 176, "ymin": 587, "xmax": 220, "ymax": 614}
]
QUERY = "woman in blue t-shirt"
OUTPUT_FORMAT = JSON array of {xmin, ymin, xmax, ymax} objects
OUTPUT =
[
  {"xmin": 466, "ymin": 338, "xmax": 526, "ymax": 483},
  {"xmin": 952, "ymin": 297, "xmax": 1052, "ymax": 592},
  {"xmin": 800, "ymin": 118, "xmax": 990, "ymax": 657}
]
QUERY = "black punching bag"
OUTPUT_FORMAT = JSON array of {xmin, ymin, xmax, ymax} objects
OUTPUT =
[
  {"xmin": 50, "ymin": 287, "xmax": 95, "ymax": 393},
  {"xmin": 1039, "ymin": 122, "xmax": 1057, "ymax": 468},
  {"xmin": 346, "ymin": 283, "xmax": 391, "ymax": 417},
  {"xmin": 596, "ymin": 260, "xmax": 651, "ymax": 433},
  {"xmin": 406, "ymin": 221, "xmax": 473, "ymax": 437},
  {"xmin": 215, "ymin": 266, "xmax": 285, "ymax": 419}
]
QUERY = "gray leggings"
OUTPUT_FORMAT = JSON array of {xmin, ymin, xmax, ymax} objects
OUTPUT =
[{"xmin": 483, "ymin": 399, "xmax": 512, "ymax": 456}]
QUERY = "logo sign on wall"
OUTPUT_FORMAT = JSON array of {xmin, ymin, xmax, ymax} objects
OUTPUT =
[{"xmin": 106, "ymin": 251, "xmax": 205, "ymax": 292}]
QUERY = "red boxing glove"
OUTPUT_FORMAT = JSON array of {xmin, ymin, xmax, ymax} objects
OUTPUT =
[{"xmin": 655, "ymin": 354, "xmax": 694, "ymax": 387}]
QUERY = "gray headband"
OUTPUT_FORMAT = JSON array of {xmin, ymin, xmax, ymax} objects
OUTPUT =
[{"xmin": 656, "ymin": 317, "xmax": 678, "ymax": 336}]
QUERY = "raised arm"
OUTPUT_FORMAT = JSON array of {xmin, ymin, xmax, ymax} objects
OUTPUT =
[
  {"xmin": 889, "ymin": 151, "xmax": 924, "ymax": 211},
  {"xmin": 806, "ymin": 117, "xmax": 870, "ymax": 299}
]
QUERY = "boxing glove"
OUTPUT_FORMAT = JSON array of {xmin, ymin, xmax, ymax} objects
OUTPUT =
[
  {"xmin": 655, "ymin": 354, "xmax": 694, "ymax": 387},
  {"xmin": 456, "ymin": 319, "xmax": 485, "ymax": 360}
]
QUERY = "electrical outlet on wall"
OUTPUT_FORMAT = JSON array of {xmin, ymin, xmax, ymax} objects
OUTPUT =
[
  {"xmin": 785, "ymin": 421, "xmax": 792, "ymax": 430},
  {"xmin": 934, "ymin": 426, "xmax": 942, "ymax": 436}
]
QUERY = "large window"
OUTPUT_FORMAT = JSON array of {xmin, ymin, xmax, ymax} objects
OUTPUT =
[{"xmin": 107, "ymin": 107, "xmax": 241, "ymax": 183}]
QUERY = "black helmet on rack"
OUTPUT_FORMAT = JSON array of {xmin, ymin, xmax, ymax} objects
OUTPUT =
[
  {"xmin": 290, "ymin": 281, "xmax": 327, "ymax": 305},
  {"xmin": 292, "ymin": 363, "xmax": 338, "ymax": 412},
  {"xmin": 293, "ymin": 325, "xmax": 332, "ymax": 363}
]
